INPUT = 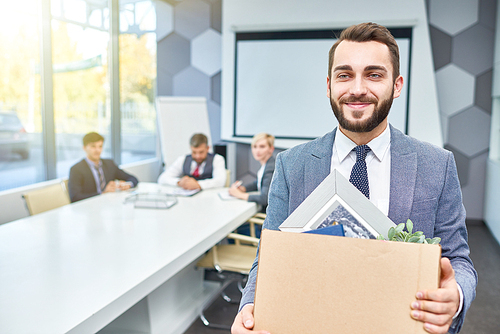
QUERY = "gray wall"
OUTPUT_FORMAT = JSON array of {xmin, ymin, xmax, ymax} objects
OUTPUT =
[
  {"xmin": 427, "ymin": 0, "xmax": 496, "ymax": 220},
  {"xmin": 156, "ymin": 0, "xmax": 497, "ymax": 221},
  {"xmin": 156, "ymin": 0, "xmax": 222, "ymax": 144}
]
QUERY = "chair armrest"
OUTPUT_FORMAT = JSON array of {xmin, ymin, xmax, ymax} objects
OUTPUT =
[
  {"xmin": 248, "ymin": 217, "xmax": 265, "ymax": 225},
  {"xmin": 254, "ymin": 213, "xmax": 267, "ymax": 219},
  {"xmin": 247, "ymin": 216, "xmax": 265, "ymax": 238},
  {"xmin": 227, "ymin": 233, "xmax": 259, "ymax": 246}
]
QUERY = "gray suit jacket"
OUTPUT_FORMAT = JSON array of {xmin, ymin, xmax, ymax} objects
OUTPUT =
[
  {"xmin": 240, "ymin": 125, "xmax": 477, "ymax": 334},
  {"xmin": 245, "ymin": 155, "xmax": 276, "ymax": 207}
]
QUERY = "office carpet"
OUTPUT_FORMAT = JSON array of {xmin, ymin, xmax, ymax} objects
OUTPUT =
[{"xmin": 184, "ymin": 221, "xmax": 500, "ymax": 334}]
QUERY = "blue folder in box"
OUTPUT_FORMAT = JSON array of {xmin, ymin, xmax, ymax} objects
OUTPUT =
[{"xmin": 303, "ymin": 224, "xmax": 345, "ymax": 237}]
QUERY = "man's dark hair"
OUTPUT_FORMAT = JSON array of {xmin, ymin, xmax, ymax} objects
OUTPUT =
[
  {"xmin": 190, "ymin": 133, "xmax": 208, "ymax": 147},
  {"xmin": 83, "ymin": 132, "xmax": 104, "ymax": 146},
  {"xmin": 328, "ymin": 22, "xmax": 400, "ymax": 81}
]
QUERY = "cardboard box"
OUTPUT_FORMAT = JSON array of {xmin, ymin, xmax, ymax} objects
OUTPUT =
[{"xmin": 253, "ymin": 230, "xmax": 441, "ymax": 334}]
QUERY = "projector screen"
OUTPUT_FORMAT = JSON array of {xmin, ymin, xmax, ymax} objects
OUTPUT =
[{"xmin": 233, "ymin": 29, "xmax": 412, "ymax": 140}]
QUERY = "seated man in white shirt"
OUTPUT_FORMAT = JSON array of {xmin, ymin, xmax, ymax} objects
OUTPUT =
[{"xmin": 158, "ymin": 133, "xmax": 226, "ymax": 190}]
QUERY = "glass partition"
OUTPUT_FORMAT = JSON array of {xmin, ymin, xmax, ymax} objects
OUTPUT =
[
  {"xmin": 0, "ymin": 1, "xmax": 44, "ymax": 190},
  {"xmin": 0, "ymin": 0, "xmax": 158, "ymax": 192},
  {"xmin": 119, "ymin": 0, "xmax": 157, "ymax": 164},
  {"xmin": 52, "ymin": 0, "xmax": 111, "ymax": 178}
]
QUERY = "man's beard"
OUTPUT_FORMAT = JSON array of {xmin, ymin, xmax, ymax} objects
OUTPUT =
[{"xmin": 330, "ymin": 89, "xmax": 394, "ymax": 133}]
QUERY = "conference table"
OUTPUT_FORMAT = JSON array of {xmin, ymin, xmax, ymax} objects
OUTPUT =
[{"xmin": 0, "ymin": 183, "xmax": 257, "ymax": 334}]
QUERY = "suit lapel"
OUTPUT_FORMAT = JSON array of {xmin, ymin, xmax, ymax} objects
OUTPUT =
[
  {"xmin": 82, "ymin": 159, "xmax": 99, "ymax": 192},
  {"xmin": 304, "ymin": 129, "xmax": 336, "ymax": 196},
  {"xmin": 388, "ymin": 126, "xmax": 417, "ymax": 225}
]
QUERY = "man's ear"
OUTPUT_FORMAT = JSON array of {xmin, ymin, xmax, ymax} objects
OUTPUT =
[
  {"xmin": 326, "ymin": 76, "xmax": 331, "ymax": 98},
  {"xmin": 392, "ymin": 75, "xmax": 404, "ymax": 99}
]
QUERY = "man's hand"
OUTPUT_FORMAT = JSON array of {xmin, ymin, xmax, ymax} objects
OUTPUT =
[
  {"xmin": 177, "ymin": 176, "xmax": 201, "ymax": 190},
  {"xmin": 102, "ymin": 181, "xmax": 117, "ymax": 193},
  {"xmin": 410, "ymin": 257, "xmax": 460, "ymax": 333},
  {"xmin": 231, "ymin": 304, "xmax": 269, "ymax": 334},
  {"xmin": 119, "ymin": 181, "xmax": 132, "ymax": 190}
]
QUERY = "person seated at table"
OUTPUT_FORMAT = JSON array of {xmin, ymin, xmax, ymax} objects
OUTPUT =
[
  {"xmin": 228, "ymin": 133, "xmax": 275, "ymax": 238},
  {"xmin": 228, "ymin": 133, "xmax": 275, "ymax": 209},
  {"xmin": 158, "ymin": 133, "xmax": 226, "ymax": 190},
  {"xmin": 68, "ymin": 132, "xmax": 139, "ymax": 202}
]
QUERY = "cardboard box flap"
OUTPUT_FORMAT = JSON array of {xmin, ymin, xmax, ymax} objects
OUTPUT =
[{"xmin": 254, "ymin": 230, "xmax": 441, "ymax": 334}]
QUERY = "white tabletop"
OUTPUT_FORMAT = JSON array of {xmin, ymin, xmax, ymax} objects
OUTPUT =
[{"xmin": 0, "ymin": 183, "xmax": 257, "ymax": 334}]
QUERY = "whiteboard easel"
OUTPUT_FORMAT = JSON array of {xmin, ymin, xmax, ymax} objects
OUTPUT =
[{"xmin": 156, "ymin": 96, "xmax": 212, "ymax": 167}]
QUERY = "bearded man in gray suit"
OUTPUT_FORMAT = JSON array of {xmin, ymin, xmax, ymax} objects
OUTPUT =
[{"xmin": 232, "ymin": 23, "xmax": 477, "ymax": 334}]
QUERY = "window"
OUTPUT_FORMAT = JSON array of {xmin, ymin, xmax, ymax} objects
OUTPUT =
[
  {"xmin": 0, "ymin": 1, "xmax": 44, "ymax": 191},
  {"xmin": 51, "ymin": 2, "xmax": 111, "ymax": 177},
  {"xmin": 0, "ymin": 0, "xmax": 158, "ymax": 192},
  {"xmin": 119, "ymin": 0, "xmax": 157, "ymax": 164}
]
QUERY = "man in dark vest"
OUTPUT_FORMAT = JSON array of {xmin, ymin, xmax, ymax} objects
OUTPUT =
[{"xmin": 158, "ymin": 133, "xmax": 226, "ymax": 190}]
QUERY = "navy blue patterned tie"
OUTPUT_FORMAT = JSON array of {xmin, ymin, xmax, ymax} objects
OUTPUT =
[{"xmin": 349, "ymin": 145, "xmax": 371, "ymax": 198}]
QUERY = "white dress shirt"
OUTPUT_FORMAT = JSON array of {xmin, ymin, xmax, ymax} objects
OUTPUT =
[
  {"xmin": 331, "ymin": 125, "xmax": 391, "ymax": 215},
  {"xmin": 256, "ymin": 164, "xmax": 265, "ymax": 192},
  {"xmin": 157, "ymin": 153, "xmax": 227, "ymax": 189}
]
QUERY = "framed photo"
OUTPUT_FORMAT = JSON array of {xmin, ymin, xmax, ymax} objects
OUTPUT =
[{"xmin": 279, "ymin": 170, "xmax": 395, "ymax": 239}]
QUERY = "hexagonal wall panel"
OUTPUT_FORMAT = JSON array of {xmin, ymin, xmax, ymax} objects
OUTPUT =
[
  {"xmin": 157, "ymin": 32, "xmax": 190, "ymax": 75},
  {"xmin": 440, "ymin": 114, "xmax": 449, "ymax": 145},
  {"xmin": 211, "ymin": 72, "xmax": 221, "ymax": 105},
  {"xmin": 207, "ymin": 100, "xmax": 221, "ymax": 144},
  {"xmin": 191, "ymin": 29, "xmax": 221, "ymax": 77},
  {"xmin": 444, "ymin": 144, "xmax": 470, "ymax": 187},
  {"xmin": 210, "ymin": 0, "xmax": 222, "ymax": 33},
  {"xmin": 429, "ymin": 0, "xmax": 479, "ymax": 35},
  {"xmin": 174, "ymin": 0, "xmax": 210, "ymax": 40},
  {"xmin": 156, "ymin": 1, "xmax": 174, "ymax": 41},
  {"xmin": 475, "ymin": 70, "xmax": 493, "ymax": 114},
  {"xmin": 435, "ymin": 64, "xmax": 475, "ymax": 117},
  {"xmin": 452, "ymin": 24, "xmax": 494, "ymax": 76},
  {"xmin": 429, "ymin": 26, "xmax": 452, "ymax": 71},
  {"xmin": 173, "ymin": 66, "xmax": 211, "ymax": 99},
  {"xmin": 460, "ymin": 151, "xmax": 488, "ymax": 219},
  {"xmin": 479, "ymin": 0, "xmax": 497, "ymax": 31},
  {"xmin": 157, "ymin": 68, "xmax": 173, "ymax": 96},
  {"xmin": 448, "ymin": 107, "xmax": 491, "ymax": 157}
]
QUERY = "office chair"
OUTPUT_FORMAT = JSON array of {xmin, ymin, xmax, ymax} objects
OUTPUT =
[
  {"xmin": 22, "ymin": 181, "xmax": 71, "ymax": 215},
  {"xmin": 225, "ymin": 169, "xmax": 231, "ymax": 187},
  {"xmin": 245, "ymin": 212, "xmax": 266, "ymax": 238},
  {"xmin": 196, "ymin": 231, "xmax": 259, "ymax": 329}
]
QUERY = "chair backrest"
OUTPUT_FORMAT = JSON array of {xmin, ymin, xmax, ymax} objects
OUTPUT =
[
  {"xmin": 225, "ymin": 169, "xmax": 231, "ymax": 187},
  {"xmin": 23, "ymin": 182, "xmax": 71, "ymax": 216}
]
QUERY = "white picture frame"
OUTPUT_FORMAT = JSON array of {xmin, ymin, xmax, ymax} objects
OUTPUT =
[{"xmin": 279, "ymin": 170, "xmax": 395, "ymax": 239}]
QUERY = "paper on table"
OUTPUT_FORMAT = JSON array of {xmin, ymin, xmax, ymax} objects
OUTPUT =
[
  {"xmin": 161, "ymin": 187, "xmax": 201, "ymax": 197},
  {"xmin": 218, "ymin": 190, "xmax": 239, "ymax": 200}
]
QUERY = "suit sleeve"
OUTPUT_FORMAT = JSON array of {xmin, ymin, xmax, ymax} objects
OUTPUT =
[
  {"xmin": 247, "ymin": 156, "xmax": 276, "ymax": 206},
  {"xmin": 239, "ymin": 153, "xmax": 289, "ymax": 310},
  {"xmin": 109, "ymin": 161, "xmax": 139, "ymax": 187},
  {"xmin": 434, "ymin": 152, "xmax": 477, "ymax": 334},
  {"xmin": 243, "ymin": 180, "xmax": 258, "ymax": 192},
  {"xmin": 68, "ymin": 163, "xmax": 98, "ymax": 202}
]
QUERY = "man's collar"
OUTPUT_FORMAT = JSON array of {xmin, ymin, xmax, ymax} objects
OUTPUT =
[
  {"xmin": 334, "ymin": 125, "xmax": 391, "ymax": 162},
  {"xmin": 85, "ymin": 157, "xmax": 102, "ymax": 168}
]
